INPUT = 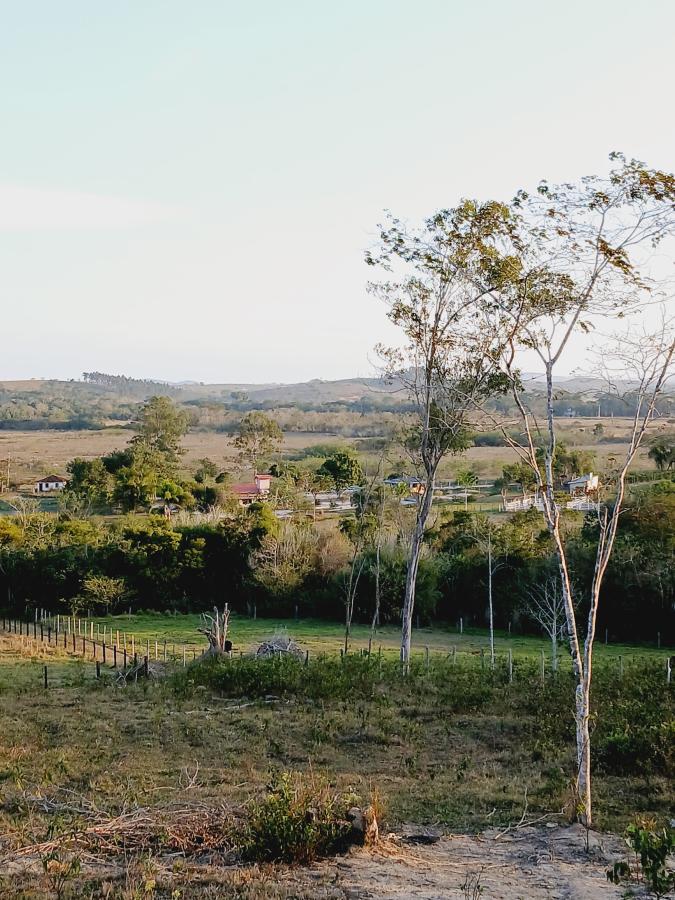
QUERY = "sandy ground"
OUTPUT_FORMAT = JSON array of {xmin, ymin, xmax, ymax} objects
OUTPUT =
[{"xmin": 290, "ymin": 824, "xmax": 643, "ymax": 899}]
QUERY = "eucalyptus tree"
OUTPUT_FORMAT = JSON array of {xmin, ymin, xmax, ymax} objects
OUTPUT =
[
  {"xmin": 476, "ymin": 154, "xmax": 675, "ymax": 826},
  {"xmin": 367, "ymin": 203, "xmax": 517, "ymax": 666}
]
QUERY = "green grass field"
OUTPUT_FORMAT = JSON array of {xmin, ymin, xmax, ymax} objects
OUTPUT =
[
  {"xmin": 90, "ymin": 612, "xmax": 670, "ymax": 654},
  {"xmin": 2, "ymin": 613, "xmax": 669, "ymax": 697},
  {"xmin": 25, "ymin": 612, "xmax": 671, "ymax": 661}
]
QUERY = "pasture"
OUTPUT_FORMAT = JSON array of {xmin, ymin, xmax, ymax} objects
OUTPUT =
[
  {"xmin": 0, "ymin": 417, "xmax": 663, "ymax": 487},
  {"xmin": 1, "ymin": 613, "xmax": 670, "ymax": 694},
  {"xmin": 0, "ymin": 623, "xmax": 672, "ymax": 898}
]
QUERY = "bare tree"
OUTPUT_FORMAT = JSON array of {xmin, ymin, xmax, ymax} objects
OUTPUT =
[
  {"xmin": 525, "ymin": 576, "xmax": 568, "ymax": 672},
  {"xmin": 198, "ymin": 605, "xmax": 230, "ymax": 657},
  {"xmin": 471, "ymin": 519, "xmax": 506, "ymax": 667},
  {"xmin": 477, "ymin": 155, "xmax": 675, "ymax": 826},
  {"xmin": 341, "ymin": 457, "xmax": 386, "ymax": 654}
]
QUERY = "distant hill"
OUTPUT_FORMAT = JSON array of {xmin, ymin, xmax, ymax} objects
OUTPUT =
[
  {"xmin": 0, "ymin": 375, "xmax": 404, "ymax": 405},
  {"xmin": 0, "ymin": 372, "xmax": 652, "ymax": 402}
]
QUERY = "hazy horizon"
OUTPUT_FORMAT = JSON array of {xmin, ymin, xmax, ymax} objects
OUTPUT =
[{"xmin": 2, "ymin": 1, "xmax": 674, "ymax": 383}]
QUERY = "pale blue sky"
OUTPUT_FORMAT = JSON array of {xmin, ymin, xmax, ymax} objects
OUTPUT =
[{"xmin": 1, "ymin": 1, "xmax": 673, "ymax": 382}]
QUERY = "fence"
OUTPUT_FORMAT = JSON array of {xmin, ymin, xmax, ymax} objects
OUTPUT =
[
  {"xmin": 0, "ymin": 612, "xmax": 204, "ymax": 683},
  {"xmin": 0, "ymin": 613, "xmax": 672, "ymax": 688}
]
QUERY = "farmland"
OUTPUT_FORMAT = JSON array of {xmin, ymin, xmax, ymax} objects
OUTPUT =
[
  {"xmin": 0, "ymin": 620, "xmax": 672, "ymax": 897},
  {"xmin": 0, "ymin": 420, "xmax": 662, "ymax": 488},
  {"xmin": 0, "ymin": 390, "xmax": 672, "ymax": 896}
]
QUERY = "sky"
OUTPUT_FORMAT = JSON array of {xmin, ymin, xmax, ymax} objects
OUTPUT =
[{"xmin": 1, "ymin": 0, "xmax": 673, "ymax": 384}]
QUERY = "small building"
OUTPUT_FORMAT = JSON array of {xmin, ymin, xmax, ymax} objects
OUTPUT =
[
  {"xmin": 566, "ymin": 472, "xmax": 599, "ymax": 496},
  {"xmin": 35, "ymin": 475, "xmax": 68, "ymax": 493},
  {"xmin": 230, "ymin": 473, "xmax": 272, "ymax": 506},
  {"xmin": 384, "ymin": 475, "xmax": 425, "ymax": 494}
]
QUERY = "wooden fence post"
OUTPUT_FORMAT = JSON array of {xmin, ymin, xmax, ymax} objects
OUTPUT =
[
  {"xmin": 508, "ymin": 648, "xmax": 513, "ymax": 683},
  {"xmin": 425, "ymin": 646, "xmax": 430, "ymax": 672}
]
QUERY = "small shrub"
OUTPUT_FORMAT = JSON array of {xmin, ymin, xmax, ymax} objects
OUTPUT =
[
  {"xmin": 607, "ymin": 818, "xmax": 675, "ymax": 898},
  {"xmin": 242, "ymin": 771, "xmax": 356, "ymax": 864}
]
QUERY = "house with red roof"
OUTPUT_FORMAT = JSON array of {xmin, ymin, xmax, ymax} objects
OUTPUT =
[{"xmin": 230, "ymin": 473, "xmax": 272, "ymax": 506}]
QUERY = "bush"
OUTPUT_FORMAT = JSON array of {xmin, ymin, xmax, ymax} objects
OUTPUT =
[
  {"xmin": 175, "ymin": 653, "xmax": 387, "ymax": 702},
  {"xmin": 608, "ymin": 818, "xmax": 675, "ymax": 897},
  {"xmin": 242, "ymin": 772, "xmax": 356, "ymax": 864}
]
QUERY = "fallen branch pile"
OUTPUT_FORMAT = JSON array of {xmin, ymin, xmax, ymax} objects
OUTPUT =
[
  {"xmin": 114, "ymin": 659, "xmax": 167, "ymax": 685},
  {"xmin": 255, "ymin": 632, "xmax": 304, "ymax": 659},
  {"xmin": 5, "ymin": 796, "xmax": 241, "ymax": 861}
]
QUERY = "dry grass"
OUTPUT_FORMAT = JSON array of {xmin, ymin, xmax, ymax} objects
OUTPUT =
[
  {"xmin": 0, "ymin": 417, "xmax": 665, "ymax": 487},
  {"xmin": 0, "ymin": 637, "xmax": 671, "ymax": 897},
  {"xmin": 0, "ymin": 429, "xmax": 346, "ymax": 485}
]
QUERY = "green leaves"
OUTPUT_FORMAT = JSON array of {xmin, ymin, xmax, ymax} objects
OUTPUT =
[{"xmin": 317, "ymin": 450, "xmax": 363, "ymax": 492}]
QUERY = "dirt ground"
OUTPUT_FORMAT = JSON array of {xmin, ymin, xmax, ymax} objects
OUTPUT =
[
  {"xmin": 316, "ymin": 824, "xmax": 640, "ymax": 899},
  {"xmin": 1, "ymin": 825, "xmax": 648, "ymax": 898}
]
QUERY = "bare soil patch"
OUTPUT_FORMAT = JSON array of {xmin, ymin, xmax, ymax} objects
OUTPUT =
[{"xmin": 0, "ymin": 826, "xmax": 647, "ymax": 898}]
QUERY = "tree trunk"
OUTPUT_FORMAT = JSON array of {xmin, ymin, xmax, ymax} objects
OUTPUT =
[
  {"xmin": 576, "ymin": 678, "xmax": 592, "ymax": 826},
  {"xmin": 370, "ymin": 540, "xmax": 381, "ymax": 634},
  {"xmin": 400, "ymin": 475, "xmax": 435, "ymax": 667},
  {"xmin": 199, "ymin": 605, "xmax": 230, "ymax": 657},
  {"xmin": 487, "ymin": 537, "xmax": 495, "ymax": 667}
]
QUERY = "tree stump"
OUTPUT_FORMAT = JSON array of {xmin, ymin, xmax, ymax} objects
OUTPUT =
[{"xmin": 347, "ymin": 805, "xmax": 379, "ymax": 846}]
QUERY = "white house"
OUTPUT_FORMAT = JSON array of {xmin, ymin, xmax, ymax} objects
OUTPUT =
[
  {"xmin": 35, "ymin": 475, "xmax": 68, "ymax": 493},
  {"xmin": 566, "ymin": 472, "xmax": 599, "ymax": 496}
]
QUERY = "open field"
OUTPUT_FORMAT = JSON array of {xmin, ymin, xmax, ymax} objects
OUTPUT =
[
  {"xmin": 43, "ymin": 612, "xmax": 673, "ymax": 657},
  {"xmin": 0, "ymin": 418, "xmax": 664, "ymax": 486},
  {"xmin": 1, "ymin": 615, "xmax": 671, "ymax": 696},
  {"xmin": 0, "ymin": 624, "xmax": 672, "ymax": 897},
  {"xmin": 0, "ymin": 429, "xmax": 348, "ymax": 486}
]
